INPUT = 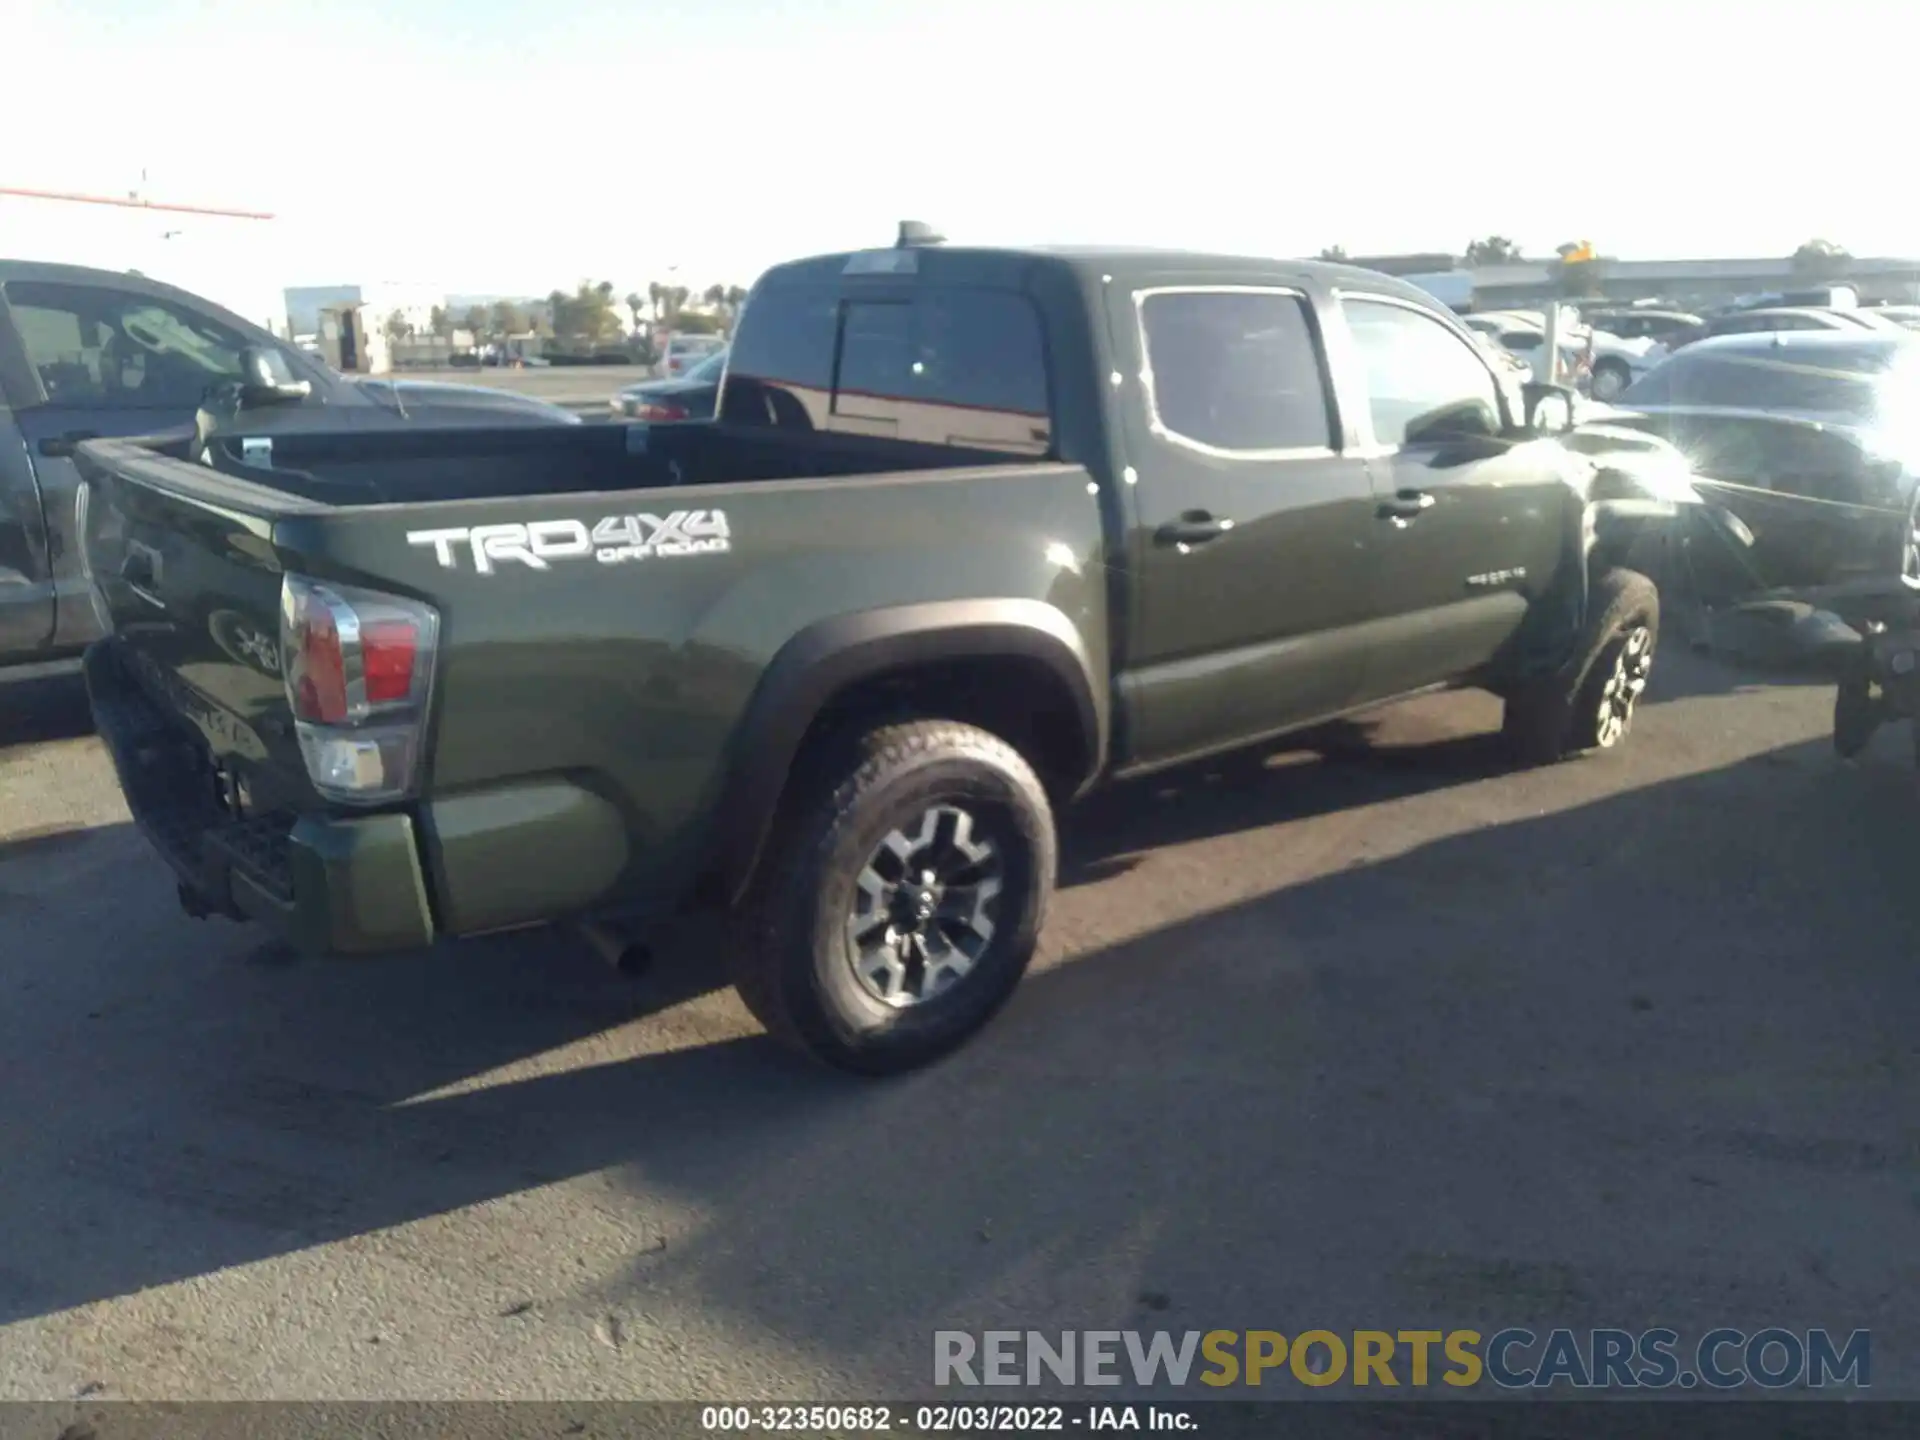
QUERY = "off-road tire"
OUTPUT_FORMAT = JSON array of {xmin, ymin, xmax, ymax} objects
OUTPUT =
[
  {"xmin": 732, "ymin": 720, "xmax": 1055, "ymax": 1075},
  {"xmin": 1503, "ymin": 568, "xmax": 1661, "ymax": 763}
]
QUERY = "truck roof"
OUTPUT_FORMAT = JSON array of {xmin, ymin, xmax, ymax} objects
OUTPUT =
[
  {"xmin": 0, "ymin": 257, "xmax": 215, "ymax": 300},
  {"xmin": 0, "ymin": 259, "xmax": 277, "ymax": 338},
  {"xmin": 757, "ymin": 244, "xmax": 1452, "ymax": 310}
]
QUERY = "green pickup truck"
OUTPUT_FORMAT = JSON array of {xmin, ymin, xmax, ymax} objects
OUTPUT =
[{"xmin": 76, "ymin": 230, "xmax": 1689, "ymax": 1073}]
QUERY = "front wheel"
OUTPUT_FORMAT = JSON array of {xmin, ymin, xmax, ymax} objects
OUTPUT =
[
  {"xmin": 1897, "ymin": 485, "xmax": 1920, "ymax": 589},
  {"xmin": 733, "ymin": 720, "xmax": 1056, "ymax": 1075},
  {"xmin": 1504, "ymin": 568, "xmax": 1661, "ymax": 763},
  {"xmin": 1590, "ymin": 359, "xmax": 1633, "ymax": 402}
]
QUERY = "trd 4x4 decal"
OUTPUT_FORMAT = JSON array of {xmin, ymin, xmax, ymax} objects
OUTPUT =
[{"xmin": 407, "ymin": 510, "xmax": 731, "ymax": 574}]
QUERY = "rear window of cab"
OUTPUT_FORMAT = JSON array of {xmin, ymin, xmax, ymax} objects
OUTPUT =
[{"xmin": 721, "ymin": 281, "xmax": 1052, "ymax": 455}]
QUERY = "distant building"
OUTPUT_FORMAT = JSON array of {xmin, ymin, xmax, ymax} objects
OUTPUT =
[
  {"xmin": 283, "ymin": 284, "xmax": 363, "ymax": 336},
  {"xmin": 1338, "ymin": 253, "xmax": 1920, "ymax": 311},
  {"xmin": 1478, "ymin": 257, "xmax": 1920, "ymax": 311},
  {"xmin": 284, "ymin": 281, "xmax": 462, "ymax": 371},
  {"xmin": 1344, "ymin": 252, "xmax": 1459, "ymax": 277}
]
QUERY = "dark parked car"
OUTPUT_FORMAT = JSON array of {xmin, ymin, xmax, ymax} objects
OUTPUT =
[
  {"xmin": 609, "ymin": 345, "xmax": 726, "ymax": 421},
  {"xmin": 76, "ymin": 234, "xmax": 1684, "ymax": 1072},
  {"xmin": 0, "ymin": 261, "xmax": 579, "ymax": 678},
  {"xmin": 1608, "ymin": 330, "xmax": 1920, "ymax": 590}
]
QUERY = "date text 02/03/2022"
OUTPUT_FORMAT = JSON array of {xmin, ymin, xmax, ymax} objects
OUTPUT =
[{"xmin": 699, "ymin": 1403, "xmax": 1189, "ymax": 1432}]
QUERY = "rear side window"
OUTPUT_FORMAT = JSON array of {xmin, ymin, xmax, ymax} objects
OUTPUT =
[
  {"xmin": 721, "ymin": 281, "xmax": 1052, "ymax": 454},
  {"xmin": 1138, "ymin": 290, "xmax": 1332, "ymax": 452}
]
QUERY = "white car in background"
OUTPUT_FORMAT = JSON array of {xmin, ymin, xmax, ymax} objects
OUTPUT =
[
  {"xmin": 1464, "ymin": 310, "xmax": 1658, "ymax": 400},
  {"xmin": 655, "ymin": 332, "xmax": 726, "ymax": 378},
  {"xmin": 1865, "ymin": 304, "xmax": 1920, "ymax": 331}
]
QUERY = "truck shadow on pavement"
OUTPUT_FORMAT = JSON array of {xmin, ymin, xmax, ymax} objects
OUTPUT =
[
  {"xmin": 6, "ymin": 657, "xmax": 1917, "ymax": 1393},
  {"xmin": 0, "ymin": 674, "xmax": 94, "ymax": 749},
  {"xmin": 1060, "ymin": 718, "xmax": 1515, "ymax": 888}
]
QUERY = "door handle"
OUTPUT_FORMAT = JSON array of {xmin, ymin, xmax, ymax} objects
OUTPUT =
[
  {"xmin": 37, "ymin": 430, "xmax": 100, "ymax": 459},
  {"xmin": 1154, "ymin": 511, "xmax": 1235, "ymax": 547},
  {"xmin": 1377, "ymin": 489, "xmax": 1436, "ymax": 521}
]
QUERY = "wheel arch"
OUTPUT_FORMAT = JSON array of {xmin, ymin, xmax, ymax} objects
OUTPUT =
[{"xmin": 708, "ymin": 599, "xmax": 1107, "ymax": 906}]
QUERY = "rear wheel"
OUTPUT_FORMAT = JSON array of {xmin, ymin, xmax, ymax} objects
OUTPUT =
[
  {"xmin": 732, "ymin": 720, "xmax": 1055, "ymax": 1075},
  {"xmin": 1504, "ymin": 568, "xmax": 1661, "ymax": 762}
]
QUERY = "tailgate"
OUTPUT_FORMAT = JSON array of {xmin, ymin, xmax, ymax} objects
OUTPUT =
[
  {"xmin": 76, "ymin": 436, "xmax": 446, "ymax": 950},
  {"xmin": 77, "ymin": 438, "xmax": 309, "ymax": 795}
]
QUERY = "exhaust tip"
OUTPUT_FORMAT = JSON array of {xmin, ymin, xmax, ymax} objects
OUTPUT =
[{"xmin": 576, "ymin": 920, "xmax": 654, "ymax": 977}]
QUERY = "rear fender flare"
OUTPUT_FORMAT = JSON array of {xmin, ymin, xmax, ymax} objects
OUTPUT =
[{"xmin": 710, "ymin": 598, "xmax": 1104, "ymax": 905}]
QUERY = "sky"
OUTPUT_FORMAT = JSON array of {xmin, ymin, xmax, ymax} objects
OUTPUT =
[{"xmin": 3, "ymin": 0, "xmax": 1913, "ymax": 326}]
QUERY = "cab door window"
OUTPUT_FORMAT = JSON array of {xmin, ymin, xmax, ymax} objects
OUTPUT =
[
  {"xmin": 1136, "ymin": 289, "xmax": 1333, "ymax": 454},
  {"xmin": 4, "ymin": 281, "xmax": 251, "ymax": 411},
  {"xmin": 1340, "ymin": 297, "xmax": 1504, "ymax": 447}
]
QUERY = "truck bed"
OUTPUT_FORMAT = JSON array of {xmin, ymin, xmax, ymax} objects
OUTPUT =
[
  {"xmin": 73, "ymin": 422, "xmax": 1109, "ymax": 949},
  {"xmin": 190, "ymin": 420, "xmax": 1023, "ymax": 505}
]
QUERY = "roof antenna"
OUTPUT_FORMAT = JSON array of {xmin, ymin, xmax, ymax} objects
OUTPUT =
[{"xmin": 897, "ymin": 220, "xmax": 946, "ymax": 248}]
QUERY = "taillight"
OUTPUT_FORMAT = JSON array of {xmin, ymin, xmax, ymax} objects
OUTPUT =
[
  {"xmin": 359, "ymin": 619, "xmax": 419, "ymax": 705},
  {"xmin": 280, "ymin": 574, "xmax": 440, "ymax": 804},
  {"xmin": 635, "ymin": 401, "xmax": 690, "ymax": 422}
]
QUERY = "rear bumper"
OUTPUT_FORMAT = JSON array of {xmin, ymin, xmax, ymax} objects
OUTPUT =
[{"xmin": 83, "ymin": 640, "xmax": 436, "ymax": 955}]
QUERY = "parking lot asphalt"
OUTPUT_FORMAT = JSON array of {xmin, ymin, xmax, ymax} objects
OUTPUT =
[
  {"xmin": 407, "ymin": 365, "xmax": 656, "ymax": 420},
  {"xmin": 1, "ymin": 651, "xmax": 1916, "ymax": 1401}
]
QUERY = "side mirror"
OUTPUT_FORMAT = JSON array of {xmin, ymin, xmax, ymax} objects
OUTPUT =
[
  {"xmin": 1522, "ymin": 380, "xmax": 1577, "ymax": 434},
  {"xmin": 238, "ymin": 346, "xmax": 313, "ymax": 408}
]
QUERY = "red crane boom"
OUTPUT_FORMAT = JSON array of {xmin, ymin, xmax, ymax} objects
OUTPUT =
[{"xmin": 0, "ymin": 185, "xmax": 273, "ymax": 220}]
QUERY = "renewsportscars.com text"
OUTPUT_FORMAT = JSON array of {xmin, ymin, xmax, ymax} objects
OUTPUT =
[{"xmin": 933, "ymin": 1327, "xmax": 1870, "ymax": 1390}]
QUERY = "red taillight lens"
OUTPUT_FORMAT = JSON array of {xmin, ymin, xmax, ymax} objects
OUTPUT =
[
  {"xmin": 292, "ymin": 599, "xmax": 349, "ymax": 723},
  {"xmin": 280, "ymin": 575, "xmax": 441, "ymax": 804},
  {"xmin": 360, "ymin": 618, "xmax": 419, "ymax": 705},
  {"xmin": 636, "ymin": 401, "xmax": 690, "ymax": 422}
]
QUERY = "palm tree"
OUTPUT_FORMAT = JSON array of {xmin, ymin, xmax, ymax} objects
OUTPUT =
[{"xmin": 1464, "ymin": 235, "xmax": 1523, "ymax": 266}]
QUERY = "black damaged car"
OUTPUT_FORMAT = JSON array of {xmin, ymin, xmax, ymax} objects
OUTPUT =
[
  {"xmin": 1605, "ymin": 330, "xmax": 1920, "ymax": 591},
  {"xmin": 609, "ymin": 345, "xmax": 727, "ymax": 422}
]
